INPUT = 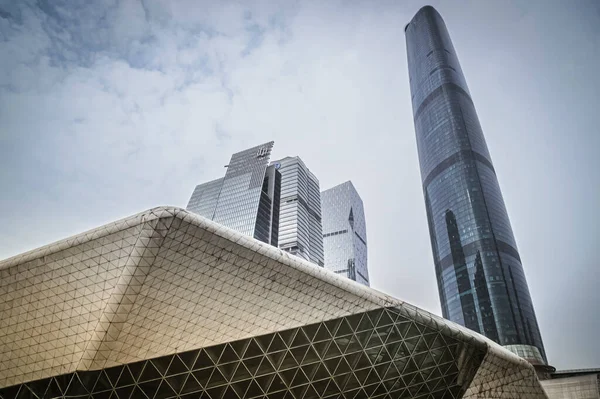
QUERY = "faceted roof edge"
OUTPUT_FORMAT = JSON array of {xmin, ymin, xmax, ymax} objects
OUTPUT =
[{"xmin": 0, "ymin": 206, "xmax": 528, "ymax": 370}]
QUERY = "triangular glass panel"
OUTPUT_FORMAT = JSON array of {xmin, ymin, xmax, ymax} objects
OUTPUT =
[
  {"xmin": 279, "ymin": 329, "xmax": 297, "ymax": 347},
  {"xmin": 302, "ymin": 324, "xmax": 319, "ymax": 342},
  {"xmin": 303, "ymin": 346, "xmax": 320, "ymax": 364},
  {"xmin": 221, "ymin": 386, "xmax": 240, "ymax": 399},
  {"xmin": 313, "ymin": 362, "xmax": 330, "ymax": 380},
  {"xmin": 207, "ymin": 367, "xmax": 227, "ymax": 388},
  {"xmin": 312, "ymin": 340, "xmax": 330, "ymax": 359},
  {"xmin": 334, "ymin": 336, "xmax": 351, "ymax": 354},
  {"xmin": 304, "ymin": 384, "xmax": 319, "ymax": 399},
  {"xmin": 219, "ymin": 344, "xmax": 239, "ymax": 364},
  {"xmin": 94, "ymin": 371, "xmax": 112, "ymax": 391},
  {"xmin": 357, "ymin": 314, "xmax": 374, "ymax": 332},
  {"xmin": 256, "ymin": 374, "xmax": 275, "ymax": 392},
  {"xmin": 244, "ymin": 340, "xmax": 264, "ymax": 359},
  {"xmin": 178, "ymin": 350, "xmax": 199, "ymax": 370},
  {"xmin": 290, "ymin": 329, "xmax": 309, "ymax": 348},
  {"xmin": 354, "ymin": 367, "xmax": 372, "ymax": 385},
  {"xmin": 256, "ymin": 333, "xmax": 275, "ymax": 352},
  {"xmin": 336, "ymin": 318, "xmax": 353, "ymax": 337},
  {"xmin": 218, "ymin": 361, "xmax": 238, "ymax": 381},
  {"xmin": 268, "ymin": 334, "xmax": 287, "ymax": 353},
  {"xmin": 355, "ymin": 352, "xmax": 372, "ymax": 370},
  {"xmin": 269, "ymin": 374, "xmax": 286, "ymax": 393},
  {"xmin": 80, "ymin": 370, "xmax": 101, "ymax": 392},
  {"xmin": 324, "ymin": 357, "xmax": 341, "ymax": 375},
  {"xmin": 166, "ymin": 374, "xmax": 187, "ymax": 394},
  {"xmin": 313, "ymin": 324, "xmax": 331, "ymax": 342},
  {"xmin": 206, "ymin": 385, "xmax": 227, "ymax": 399},
  {"xmin": 324, "ymin": 341, "xmax": 342, "ymax": 359},
  {"xmin": 205, "ymin": 344, "xmax": 225, "ymax": 364},
  {"xmin": 127, "ymin": 362, "xmax": 145, "ymax": 382},
  {"xmin": 139, "ymin": 379, "xmax": 160, "ymax": 398},
  {"xmin": 114, "ymin": 385, "xmax": 134, "ymax": 399},
  {"xmin": 324, "ymin": 318, "xmax": 341, "ymax": 336},
  {"xmin": 231, "ymin": 362, "xmax": 252, "ymax": 383},
  {"xmin": 243, "ymin": 356, "xmax": 262, "ymax": 376},
  {"xmin": 156, "ymin": 379, "xmax": 177, "ymax": 398},
  {"xmin": 129, "ymin": 386, "xmax": 148, "ymax": 399},
  {"xmin": 279, "ymin": 368, "xmax": 297, "ymax": 386},
  {"xmin": 194, "ymin": 350, "xmax": 215, "ymax": 370},
  {"xmin": 336, "ymin": 357, "xmax": 352, "ymax": 376},
  {"xmin": 151, "ymin": 355, "xmax": 171, "ymax": 376},
  {"xmin": 245, "ymin": 379, "xmax": 263, "ymax": 398},
  {"xmin": 299, "ymin": 363, "xmax": 318, "ymax": 382},
  {"xmin": 366, "ymin": 309, "xmax": 383, "ymax": 327},
  {"xmin": 355, "ymin": 330, "xmax": 371, "ymax": 348},
  {"xmin": 345, "ymin": 334, "xmax": 362, "ymax": 354},
  {"xmin": 65, "ymin": 374, "xmax": 88, "ymax": 397},
  {"xmin": 377, "ymin": 311, "xmax": 394, "ymax": 328},
  {"xmin": 332, "ymin": 374, "xmax": 349, "ymax": 391},
  {"xmin": 290, "ymin": 345, "xmax": 309, "ymax": 364},
  {"xmin": 374, "ymin": 362, "xmax": 391, "ymax": 381},
  {"xmin": 181, "ymin": 374, "xmax": 202, "ymax": 394},
  {"xmin": 26, "ymin": 378, "xmax": 51, "ymax": 397},
  {"xmin": 231, "ymin": 379, "xmax": 251, "ymax": 397},
  {"xmin": 311, "ymin": 379, "xmax": 329, "ymax": 395},
  {"xmin": 139, "ymin": 361, "xmax": 161, "ymax": 382},
  {"xmin": 395, "ymin": 321, "xmax": 411, "ymax": 338},
  {"xmin": 256, "ymin": 357, "xmax": 276, "ymax": 376},
  {"xmin": 279, "ymin": 351, "xmax": 298, "ymax": 370},
  {"xmin": 344, "ymin": 373, "xmax": 361, "ymax": 390},
  {"xmin": 404, "ymin": 323, "xmax": 421, "ymax": 340},
  {"xmin": 404, "ymin": 336, "xmax": 420, "ymax": 354},
  {"xmin": 291, "ymin": 368, "xmax": 309, "ymax": 387},
  {"xmin": 230, "ymin": 340, "xmax": 249, "ymax": 359},
  {"xmin": 345, "ymin": 313, "xmax": 363, "ymax": 332},
  {"xmin": 54, "ymin": 373, "xmax": 72, "ymax": 393},
  {"xmin": 290, "ymin": 384, "xmax": 308, "ymax": 399},
  {"xmin": 365, "ymin": 332, "xmax": 383, "ymax": 349},
  {"xmin": 116, "ymin": 367, "xmax": 135, "ymax": 387},
  {"xmin": 167, "ymin": 355, "xmax": 189, "ymax": 375},
  {"xmin": 193, "ymin": 367, "xmax": 213, "ymax": 388}
]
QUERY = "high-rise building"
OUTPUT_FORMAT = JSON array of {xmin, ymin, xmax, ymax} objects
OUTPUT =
[
  {"xmin": 186, "ymin": 142, "xmax": 280, "ymax": 246},
  {"xmin": 321, "ymin": 181, "xmax": 369, "ymax": 286},
  {"xmin": 270, "ymin": 157, "xmax": 324, "ymax": 266},
  {"xmin": 405, "ymin": 6, "xmax": 550, "ymax": 369}
]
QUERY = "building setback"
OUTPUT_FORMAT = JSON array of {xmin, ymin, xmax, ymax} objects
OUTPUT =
[
  {"xmin": 186, "ymin": 141, "xmax": 280, "ymax": 246},
  {"xmin": 321, "ymin": 181, "xmax": 369, "ymax": 286},
  {"xmin": 270, "ymin": 157, "xmax": 324, "ymax": 266},
  {"xmin": 405, "ymin": 6, "xmax": 550, "ymax": 369}
]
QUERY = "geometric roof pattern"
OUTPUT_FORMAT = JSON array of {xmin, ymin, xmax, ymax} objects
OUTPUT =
[{"xmin": 0, "ymin": 207, "xmax": 547, "ymax": 398}]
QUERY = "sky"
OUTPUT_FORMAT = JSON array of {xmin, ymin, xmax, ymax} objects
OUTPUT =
[{"xmin": 1, "ymin": 0, "xmax": 598, "ymax": 370}]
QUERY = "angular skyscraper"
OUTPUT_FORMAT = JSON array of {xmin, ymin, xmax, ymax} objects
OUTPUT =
[
  {"xmin": 405, "ymin": 6, "xmax": 550, "ymax": 368},
  {"xmin": 270, "ymin": 157, "xmax": 324, "ymax": 266},
  {"xmin": 187, "ymin": 142, "xmax": 280, "ymax": 246},
  {"xmin": 321, "ymin": 181, "xmax": 369, "ymax": 286}
]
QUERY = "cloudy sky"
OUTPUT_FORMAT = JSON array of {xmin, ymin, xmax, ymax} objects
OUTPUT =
[{"xmin": 1, "ymin": 0, "xmax": 598, "ymax": 370}]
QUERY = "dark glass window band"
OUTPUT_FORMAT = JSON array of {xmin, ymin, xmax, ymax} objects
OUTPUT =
[
  {"xmin": 422, "ymin": 149, "xmax": 495, "ymax": 189},
  {"xmin": 413, "ymin": 82, "xmax": 473, "ymax": 122},
  {"xmin": 436, "ymin": 238, "xmax": 522, "ymax": 273}
]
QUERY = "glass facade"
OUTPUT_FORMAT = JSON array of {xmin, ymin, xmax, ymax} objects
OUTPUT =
[
  {"xmin": 321, "ymin": 182, "xmax": 369, "ymax": 286},
  {"xmin": 186, "ymin": 142, "xmax": 280, "ymax": 246},
  {"xmin": 405, "ymin": 6, "xmax": 547, "ymax": 364},
  {"xmin": 270, "ymin": 157, "xmax": 324, "ymax": 266}
]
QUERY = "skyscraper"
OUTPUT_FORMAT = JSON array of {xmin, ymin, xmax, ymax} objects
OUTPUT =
[
  {"xmin": 270, "ymin": 157, "xmax": 324, "ymax": 266},
  {"xmin": 405, "ymin": 6, "xmax": 550, "ymax": 368},
  {"xmin": 321, "ymin": 181, "xmax": 369, "ymax": 286},
  {"xmin": 186, "ymin": 142, "xmax": 280, "ymax": 246}
]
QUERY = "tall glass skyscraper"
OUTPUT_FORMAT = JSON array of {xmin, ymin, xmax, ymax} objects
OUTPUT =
[
  {"xmin": 405, "ymin": 6, "xmax": 549, "ymax": 368},
  {"xmin": 270, "ymin": 157, "xmax": 324, "ymax": 266},
  {"xmin": 321, "ymin": 181, "xmax": 369, "ymax": 286},
  {"xmin": 187, "ymin": 142, "xmax": 280, "ymax": 246}
]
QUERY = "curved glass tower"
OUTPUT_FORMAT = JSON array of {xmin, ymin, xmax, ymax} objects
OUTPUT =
[{"xmin": 405, "ymin": 6, "xmax": 549, "ymax": 367}]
